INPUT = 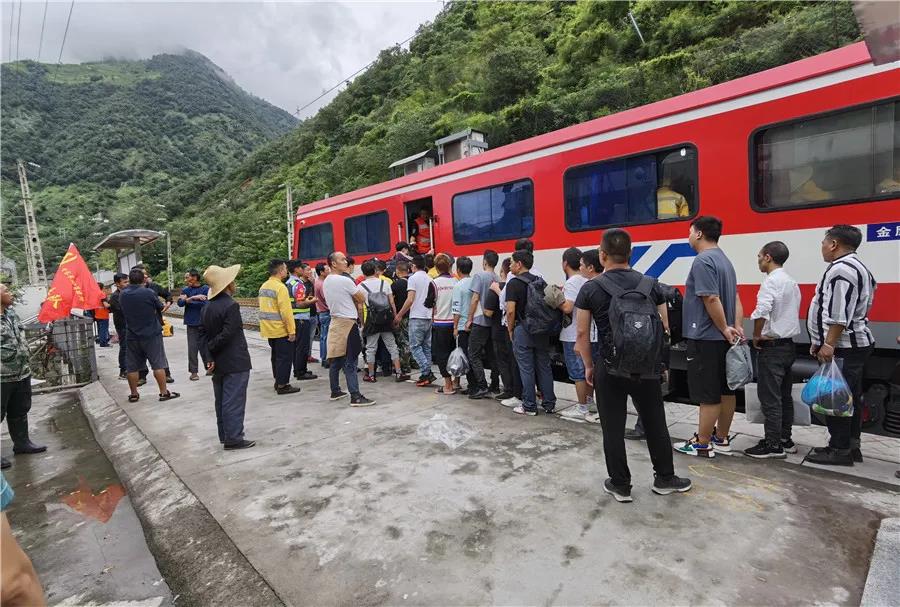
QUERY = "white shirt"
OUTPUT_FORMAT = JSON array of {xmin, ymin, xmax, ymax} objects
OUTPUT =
[
  {"xmin": 750, "ymin": 267, "xmax": 801, "ymax": 339},
  {"xmin": 407, "ymin": 270, "xmax": 433, "ymax": 320},
  {"xmin": 500, "ymin": 265, "xmax": 543, "ymax": 327},
  {"xmin": 323, "ymin": 274, "xmax": 361, "ymax": 319},
  {"xmin": 560, "ymin": 274, "xmax": 597, "ymax": 342}
]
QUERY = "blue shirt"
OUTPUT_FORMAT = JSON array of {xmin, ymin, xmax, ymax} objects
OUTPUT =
[
  {"xmin": 177, "ymin": 285, "xmax": 209, "ymax": 326},
  {"xmin": 119, "ymin": 284, "xmax": 163, "ymax": 339},
  {"xmin": 1, "ymin": 472, "xmax": 14, "ymax": 511},
  {"xmin": 451, "ymin": 276, "xmax": 474, "ymax": 331}
]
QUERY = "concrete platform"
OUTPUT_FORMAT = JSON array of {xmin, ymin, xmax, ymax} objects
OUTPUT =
[
  {"xmin": 0, "ymin": 391, "xmax": 172, "ymax": 606},
  {"xmin": 90, "ymin": 329, "xmax": 900, "ymax": 605}
]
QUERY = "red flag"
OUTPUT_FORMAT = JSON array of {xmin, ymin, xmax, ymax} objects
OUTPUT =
[{"xmin": 38, "ymin": 244, "xmax": 105, "ymax": 323}]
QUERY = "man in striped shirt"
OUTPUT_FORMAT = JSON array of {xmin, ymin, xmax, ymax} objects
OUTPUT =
[{"xmin": 806, "ymin": 225, "xmax": 876, "ymax": 467}]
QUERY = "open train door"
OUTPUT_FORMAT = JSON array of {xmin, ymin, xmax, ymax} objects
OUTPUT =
[{"xmin": 404, "ymin": 197, "xmax": 434, "ymax": 255}]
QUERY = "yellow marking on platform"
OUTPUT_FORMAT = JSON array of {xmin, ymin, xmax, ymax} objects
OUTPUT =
[{"xmin": 688, "ymin": 464, "xmax": 782, "ymax": 493}]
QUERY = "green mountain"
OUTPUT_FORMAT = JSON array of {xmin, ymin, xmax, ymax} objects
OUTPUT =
[
  {"xmin": 1, "ymin": 1, "xmax": 860, "ymax": 292},
  {"xmin": 1, "ymin": 51, "xmax": 296, "ymax": 276}
]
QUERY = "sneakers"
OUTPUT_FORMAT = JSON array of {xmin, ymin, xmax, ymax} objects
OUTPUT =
[
  {"xmin": 743, "ymin": 439, "xmax": 786, "ymax": 459},
  {"xmin": 806, "ymin": 447, "xmax": 853, "ymax": 466},
  {"xmin": 224, "ymin": 439, "xmax": 256, "ymax": 451},
  {"xmin": 363, "ymin": 374, "xmax": 377, "ymax": 383},
  {"xmin": 603, "ymin": 478, "xmax": 633, "ymax": 503},
  {"xmin": 395, "ymin": 373, "xmax": 411, "ymax": 382},
  {"xmin": 512, "ymin": 405, "xmax": 537, "ymax": 416},
  {"xmin": 329, "ymin": 390, "xmax": 348, "ymax": 401},
  {"xmin": 276, "ymin": 384, "xmax": 301, "ymax": 395},
  {"xmin": 494, "ymin": 391, "xmax": 513, "ymax": 401},
  {"xmin": 781, "ymin": 439, "xmax": 798, "ymax": 454},
  {"xmin": 673, "ymin": 434, "xmax": 715, "ymax": 458},
  {"xmin": 710, "ymin": 433, "xmax": 734, "ymax": 454},
  {"xmin": 651, "ymin": 474, "xmax": 693, "ymax": 495},
  {"xmin": 500, "ymin": 396, "xmax": 522, "ymax": 408},
  {"xmin": 296, "ymin": 372, "xmax": 318, "ymax": 381},
  {"xmin": 468, "ymin": 389, "xmax": 490, "ymax": 400},
  {"xmin": 415, "ymin": 374, "xmax": 435, "ymax": 387},
  {"xmin": 624, "ymin": 428, "xmax": 646, "ymax": 441},
  {"xmin": 350, "ymin": 394, "xmax": 376, "ymax": 407},
  {"xmin": 559, "ymin": 406, "xmax": 589, "ymax": 423},
  {"xmin": 584, "ymin": 412, "xmax": 601, "ymax": 424}
]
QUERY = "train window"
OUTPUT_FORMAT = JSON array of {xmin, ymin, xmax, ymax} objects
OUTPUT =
[
  {"xmin": 298, "ymin": 223, "xmax": 333, "ymax": 260},
  {"xmin": 345, "ymin": 211, "xmax": 390, "ymax": 256},
  {"xmin": 452, "ymin": 179, "xmax": 534, "ymax": 244},
  {"xmin": 753, "ymin": 100, "xmax": 900, "ymax": 210},
  {"xmin": 564, "ymin": 145, "xmax": 698, "ymax": 231}
]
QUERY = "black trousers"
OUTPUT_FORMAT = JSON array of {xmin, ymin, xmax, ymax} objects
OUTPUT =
[
  {"xmin": 492, "ymin": 329, "xmax": 517, "ymax": 395},
  {"xmin": 269, "ymin": 336, "xmax": 294, "ymax": 386},
  {"xmin": 826, "ymin": 346, "xmax": 873, "ymax": 450},
  {"xmin": 432, "ymin": 325, "xmax": 455, "ymax": 378},
  {"xmin": 117, "ymin": 329, "xmax": 128, "ymax": 373},
  {"xmin": 594, "ymin": 365, "xmax": 675, "ymax": 487},
  {"xmin": 468, "ymin": 325, "xmax": 491, "ymax": 391},
  {"xmin": 456, "ymin": 331, "xmax": 477, "ymax": 388},
  {"xmin": 1, "ymin": 377, "xmax": 32, "ymax": 421},
  {"xmin": 293, "ymin": 319, "xmax": 311, "ymax": 378},
  {"xmin": 756, "ymin": 342, "xmax": 795, "ymax": 445},
  {"xmin": 187, "ymin": 325, "xmax": 210, "ymax": 374}
]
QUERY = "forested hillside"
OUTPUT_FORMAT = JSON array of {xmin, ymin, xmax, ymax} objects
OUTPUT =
[
  {"xmin": 2, "ymin": 1, "xmax": 860, "ymax": 290},
  {"xmin": 1, "ymin": 51, "xmax": 296, "ymax": 273}
]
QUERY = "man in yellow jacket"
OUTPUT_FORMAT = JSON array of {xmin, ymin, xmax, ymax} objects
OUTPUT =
[{"xmin": 258, "ymin": 259, "xmax": 301, "ymax": 395}]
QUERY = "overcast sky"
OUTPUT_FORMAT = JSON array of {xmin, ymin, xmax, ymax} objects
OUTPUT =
[{"xmin": 1, "ymin": 1, "xmax": 443, "ymax": 116}]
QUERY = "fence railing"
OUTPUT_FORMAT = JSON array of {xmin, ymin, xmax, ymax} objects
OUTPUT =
[{"xmin": 23, "ymin": 317, "xmax": 98, "ymax": 393}]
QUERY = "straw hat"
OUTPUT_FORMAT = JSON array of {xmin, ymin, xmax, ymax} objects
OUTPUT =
[{"xmin": 204, "ymin": 264, "xmax": 241, "ymax": 299}]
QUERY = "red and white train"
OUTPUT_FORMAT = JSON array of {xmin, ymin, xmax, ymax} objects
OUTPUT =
[{"xmin": 296, "ymin": 42, "xmax": 900, "ymax": 434}]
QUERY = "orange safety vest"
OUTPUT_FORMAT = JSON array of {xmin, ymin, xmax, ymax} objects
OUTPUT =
[{"xmin": 413, "ymin": 217, "xmax": 431, "ymax": 253}]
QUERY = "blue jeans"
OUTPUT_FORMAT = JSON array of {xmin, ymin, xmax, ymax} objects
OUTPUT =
[
  {"xmin": 317, "ymin": 311, "xmax": 331, "ymax": 363},
  {"xmin": 561, "ymin": 341, "xmax": 585, "ymax": 382},
  {"xmin": 408, "ymin": 318, "xmax": 433, "ymax": 377},
  {"xmin": 96, "ymin": 319, "xmax": 110, "ymax": 346},
  {"xmin": 212, "ymin": 370, "xmax": 249, "ymax": 445},
  {"xmin": 309, "ymin": 313, "xmax": 319, "ymax": 359},
  {"xmin": 513, "ymin": 325, "xmax": 556, "ymax": 412}
]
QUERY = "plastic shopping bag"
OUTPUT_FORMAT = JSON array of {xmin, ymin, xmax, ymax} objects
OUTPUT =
[
  {"xmin": 725, "ymin": 340, "xmax": 753, "ymax": 390},
  {"xmin": 801, "ymin": 360, "xmax": 853, "ymax": 417},
  {"xmin": 447, "ymin": 346, "xmax": 469, "ymax": 377}
]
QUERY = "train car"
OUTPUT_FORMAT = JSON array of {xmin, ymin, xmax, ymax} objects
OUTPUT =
[{"xmin": 296, "ymin": 42, "xmax": 900, "ymax": 435}]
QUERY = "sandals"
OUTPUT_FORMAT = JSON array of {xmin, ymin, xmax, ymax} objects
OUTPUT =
[
  {"xmin": 159, "ymin": 391, "xmax": 181, "ymax": 402},
  {"xmin": 128, "ymin": 394, "xmax": 140, "ymax": 403},
  {"xmin": 435, "ymin": 387, "xmax": 457, "ymax": 395}
]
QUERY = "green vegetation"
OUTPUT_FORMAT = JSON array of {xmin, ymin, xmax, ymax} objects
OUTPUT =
[
  {"xmin": 1, "ymin": 51, "xmax": 296, "ymax": 278},
  {"xmin": 1, "ymin": 1, "xmax": 860, "ymax": 293}
]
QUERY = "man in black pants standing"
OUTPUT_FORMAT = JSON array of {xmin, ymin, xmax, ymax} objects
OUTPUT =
[
  {"xmin": 466, "ymin": 249, "xmax": 499, "ymax": 399},
  {"xmin": 575, "ymin": 229, "xmax": 691, "ymax": 502},
  {"xmin": 806, "ymin": 225, "xmax": 876, "ymax": 466},
  {"xmin": 107, "ymin": 272, "xmax": 130, "ymax": 379}
]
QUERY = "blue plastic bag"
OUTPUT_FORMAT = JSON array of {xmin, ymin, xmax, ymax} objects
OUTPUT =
[{"xmin": 801, "ymin": 360, "xmax": 853, "ymax": 417}]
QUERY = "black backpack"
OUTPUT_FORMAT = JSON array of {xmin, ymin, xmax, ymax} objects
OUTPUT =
[
  {"xmin": 362, "ymin": 281, "xmax": 392, "ymax": 334},
  {"xmin": 658, "ymin": 282, "xmax": 684, "ymax": 344},
  {"xmin": 423, "ymin": 281, "xmax": 437, "ymax": 309},
  {"xmin": 596, "ymin": 273, "xmax": 663, "ymax": 379},
  {"xmin": 521, "ymin": 274, "xmax": 563, "ymax": 337}
]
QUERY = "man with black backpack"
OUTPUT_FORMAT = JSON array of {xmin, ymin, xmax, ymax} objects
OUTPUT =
[
  {"xmin": 359, "ymin": 261, "xmax": 410, "ymax": 383},
  {"xmin": 395, "ymin": 255, "xmax": 437, "ymax": 386},
  {"xmin": 506, "ymin": 249, "xmax": 560, "ymax": 416},
  {"xmin": 575, "ymin": 229, "xmax": 691, "ymax": 502}
]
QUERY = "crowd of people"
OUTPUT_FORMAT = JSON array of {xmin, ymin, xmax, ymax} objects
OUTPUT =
[{"xmin": 1, "ymin": 215, "xmax": 879, "ymax": 500}]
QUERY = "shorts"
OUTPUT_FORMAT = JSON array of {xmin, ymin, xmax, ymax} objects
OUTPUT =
[
  {"xmin": 686, "ymin": 339, "xmax": 734, "ymax": 405},
  {"xmin": 126, "ymin": 334, "xmax": 169, "ymax": 373},
  {"xmin": 561, "ymin": 341, "xmax": 585, "ymax": 382}
]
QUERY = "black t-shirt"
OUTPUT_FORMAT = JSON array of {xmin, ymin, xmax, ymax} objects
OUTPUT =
[
  {"xmin": 483, "ymin": 282, "xmax": 504, "ymax": 338},
  {"xmin": 505, "ymin": 272, "xmax": 535, "ymax": 324},
  {"xmin": 575, "ymin": 269, "xmax": 665, "ymax": 360},
  {"xmin": 392, "ymin": 277, "xmax": 409, "ymax": 314}
]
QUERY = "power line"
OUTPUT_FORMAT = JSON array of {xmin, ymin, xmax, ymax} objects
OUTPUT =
[
  {"xmin": 295, "ymin": 31, "xmax": 418, "ymax": 116},
  {"xmin": 15, "ymin": 0, "xmax": 22, "ymax": 62},
  {"xmin": 37, "ymin": 0, "xmax": 48, "ymax": 62},
  {"xmin": 7, "ymin": 1, "xmax": 15, "ymax": 61},
  {"xmin": 57, "ymin": 0, "xmax": 74, "ymax": 65}
]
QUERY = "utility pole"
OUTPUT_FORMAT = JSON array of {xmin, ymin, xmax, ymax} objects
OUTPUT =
[
  {"xmin": 284, "ymin": 184, "xmax": 294, "ymax": 259},
  {"xmin": 16, "ymin": 159, "xmax": 47, "ymax": 285},
  {"xmin": 162, "ymin": 230, "xmax": 174, "ymax": 291},
  {"xmin": 24, "ymin": 234, "xmax": 36, "ymax": 284}
]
